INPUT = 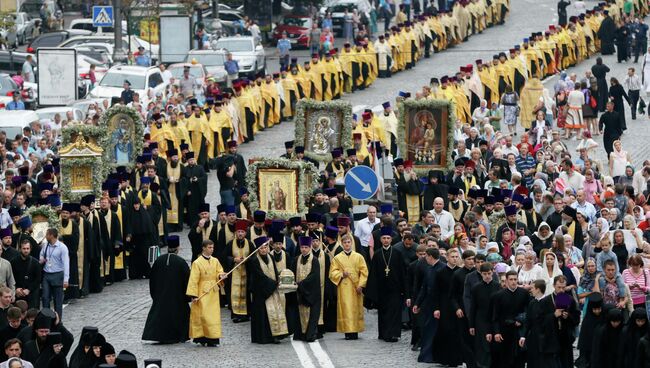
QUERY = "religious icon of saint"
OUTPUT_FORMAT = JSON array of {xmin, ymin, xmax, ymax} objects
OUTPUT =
[{"xmin": 267, "ymin": 180, "xmax": 287, "ymax": 210}]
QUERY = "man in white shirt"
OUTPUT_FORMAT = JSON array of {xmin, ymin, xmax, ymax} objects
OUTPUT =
[
  {"xmin": 624, "ymin": 67, "xmax": 642, "ymax": 120},
  {"xmin": 429, "ymin": 197, "xmax": 455, "ymax": 241},
  {"xmin": 354, "ymin": 205, "xmax": 380, "ymax": 249},
  {"xmin": 21, "ymin": 55, "xmax": 34, "ymax": 83},
  {"xmin": 500, "ymin": 135, "xmax": 519, "ymax": 157},
  {"xmin": 558, "ymin": 159, "xmax": 585, "ymax": 193},
  {"xmin": 159, "ymin": 64, "xmax": 173, "ymax": 84},
  {"xmin": 571, "ymin": 189, "xmax": 597, "ymax": 224},
  {"xmin": 632, "ymin": 161, "xmax": 650, "ymax": 196}
]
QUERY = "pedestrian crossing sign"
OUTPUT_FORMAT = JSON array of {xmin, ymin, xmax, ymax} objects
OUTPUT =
[{"xmin": 92, "ymin": 6, "xmax": 114, "ymax": 27}]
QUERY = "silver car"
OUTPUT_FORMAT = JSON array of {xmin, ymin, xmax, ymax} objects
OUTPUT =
[
  {"xmin": 213, "ymin": 36, "xmax": 265, "ymax": 78},
  {"xmin": 184, "ymin": 50, "xmax": 227, "ymax": 86}
]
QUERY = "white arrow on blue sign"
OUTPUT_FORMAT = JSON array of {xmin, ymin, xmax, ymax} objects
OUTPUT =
[
  {"xmin": 344, "ymin": 166, "xmax": 379, "ymax": 201},
  {"xmin": 92, "ymin": 6, "xmax": 114, "ymax": 27}
]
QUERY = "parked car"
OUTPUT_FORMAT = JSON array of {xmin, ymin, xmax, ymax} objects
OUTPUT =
[
  {"xmin": 184, "ymin": 50, "xmax": 227, "ymax": 85},
  {"xmin": 272, "ymin": 15, "xmax": 313, "ymax": 48},
  {"xmin": 19, "ymin": 0, "xmax": 62, "ymax": 31},
  {"xmin": 0, "ymin": 110, "xmax": 39, "ymax": 138},
  {"xmin": 0, "ymin": 12, "xmax": 37, "ymax": 48},
  {"xmin": 76, "ymin": 54, "xmax": 110, "ymax": 97},
  {"xmin": 36, "ymin": 106, "xmax": 84, "ymax": 129},
  {"xmin": 58, "ymin": 34, "xmax": 159, "ymax": 63},
  {"xmin": 87, "ymin": 65, "xmax": 167, "ymax": 102},
  {"xmin": 26, "ymin": 29, "xmax": 92, "ymax": 53},
  {"xmin": 323, "ymin": 0, "xmax": 371, "ymax": 35},
  {"xmin": 0, "ymin": 51, "xmax": 35, "ymax": 75},
  {"xmin": 212, "ymin": 36, "xmax": 265, "ymax": 78},
  {"xmin": 168, "ymin": 62, "xmax": 208, "ymax": 84},
  {"xmin": 72, "ymin": 45, "xmax": 114, "ymax": 66},
  {"xmin": 68, "ymin": 19, "xmax": 127, "ymax": 35},
  {"xmin": 0, "ymin": 73, "xmax": 35, "ymax": 109}
]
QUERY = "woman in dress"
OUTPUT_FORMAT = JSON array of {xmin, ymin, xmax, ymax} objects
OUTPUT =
[
  {"xmin": 582, "ymin": 82, "xmax": 598, "ymax": 134},
  {"xmin": 555, "ymin": 88, "xmax": 568, "ymax": 132},
  {"xmin": 566, "ymin": 82, "xmax": 585, "ymax": 139},
  {"xmin": 608, "ymin": 77, "xmax": 630, "ymax": 130},
  {"xmin": 343, "ymin": 9, "xmax": 354, "ymax": 42},
  {"xmin": 513, "ymin": 250, "xmax": 542, "ymax": 289},
  {"xmin": 540, "ymin": 251, "xmax": 562, "ymax": 296},
  {"xmin": 500, "ymin": 85, "xmax": 519, "ymax": 136},
  {"xmin": 609, "ymin": 139, "xmax": 631, "ymax": 179}
]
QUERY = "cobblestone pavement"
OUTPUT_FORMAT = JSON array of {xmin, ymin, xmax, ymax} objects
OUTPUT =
[{"xmin": 60, "ymin": 1, "xmax": 650, "ymax": 367}]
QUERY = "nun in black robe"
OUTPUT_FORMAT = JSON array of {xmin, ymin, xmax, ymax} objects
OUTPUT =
[
  {"xmin": 125, "ymin": 198, "xmax": 158, "ymax": 280},
  {"xmin": 591, "ymin": 308, "xmax": 624, "ymax": 368},
  {"xmin": 619, "ymin": 307, "xmax": 649, "ymax": 368},
  {"xmin": 422, "ymin": 171, "xmax": 448, "ymax": 210},
  {"xmin": 576, "ymin": 293, "xmax": 605, "ymax": 368},
  {"xmin": 597, "ymin": 14, "xmax": 617, "ymax": 55}
]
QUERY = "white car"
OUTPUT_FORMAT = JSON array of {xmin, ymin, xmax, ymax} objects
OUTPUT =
[
  {"xmin": 0, "ymin": 110, "xmax": 39, "ymax": 138},
  {"xmin": 213, "ymin": 36, "xmax": 265, "ymax": 78},
  {"xmin": 58, "ymin": 34, "xmax": 159, "ymax": 63},
  {"xmin": 87, "ymin": 65, "xmax": 167, "ymax": 102},
  {"xmin": 184, "ymin": 50, "xmax": 227, "ymax": 84},
  {"xmin": 68, "ymin": 19, "xmax": 128, "ymax": 35},
  {"xmin": 0, "ymin": 12, "xmax": 37, "ymax": 48},
  {"xmin": 36, "ymin": 107, "xmax": 84, "ymax": 129}
]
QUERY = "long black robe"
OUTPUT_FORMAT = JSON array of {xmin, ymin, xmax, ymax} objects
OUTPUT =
[
  {"xmin": 469, "ymin": 279, "xmax": 501, "ymax": 368},
  {"xmin": 10, "ymin": 254, "xmax": 41, "ymax": 309},
  {"xmin": 366, "ymin": 246, "xmax": 406, "ymax": 341},
  {"xmin": 423, "ymin": 182, "xmax": 449, "ymax": 211},
  {"xmin": 1, "ymin": 245, "xmax": 17, "ymax": 262},
  {"xmin": 395, "ymin": 171, "xmax": 423, "ymax": 221},
  {"xmin": 591, "ymin": 313, "xmax": 624, "ymax": 368},
  {"xmin": 182, "ymin": 164, "xmax": 208, "ymax": 226},
  {"xmin": 290, "ymin": 254, "xmax": 321, "ymax": 341},
  {"xmin": 0, "ymin": 321, "xmax": 25, "ymax": 361},
  {"xmin": 81, "ymin": 210, "xmax": 103, "ymax": 294},
  {"xmin": 491, "ymin": 287, "xmax": 530, "ymax": 367},
  {"xmin": 97, "ymin": 209, "xmax": 122, "ymax": 284},
  {"xmin": 188, "ymin": 219, "xmax": 220, "ymax": 262},
  {"xmin": 249, "ymin": 254, "xmax": 284, "ymax": 344},
  {"xmin": 522, "ymin": 297, "xmax": 545, "ymax": 368},
  {"xmin": 609, "ymin": 83, "xmax": 629, "ymax": 130},
  {"xmin": 619, "ymin": 308, "xmax": 648, "ymax": 368},
  {"xmin": 537, "ymin": 292, "xmax": 580, "ymax": 368},
  {"xmin": 126, "ymin": 207, "xmax": 158, "ymax": 279},
  {"xmin": 431, "ymin": 265, "xmax": 464, "ymax": 366},
  {"xmin": 12, "ymin": 232, "xmax": 40, "ymax": 261},
  {"xmin": 449, "ymin": 266, "xmax": 475, "ymax": 367},
  {"xmin": 591, "ymin": 63, "xmax": 610, "ymax": 112},
  {"xmin": 599, "ymin": 110, "xmax": 624, "ymax": 156},
  {"xmin": 59, "ymin": 218, "xmax": 80, "ymax": 300},
  {"xmin": 142, "ymin": 252, "xmax": 191, "ymax": 343},
  {"xmin": 323, "ymin": 241, "xmax": 343, "ymax": 332},
  {"xmin": 614, "ymin": 26, "xmax": 629, "ymax": 63},
  {"xmin": 415, "ymin": 261, "xmax": 445, "ymax": 363},
  {"xmin": 576, "ymin": 298, "xmax": 605, "ymax": 368},
  {"xmin": 598, "ymin": 16, "xmax": 617, "ymax": 55}
]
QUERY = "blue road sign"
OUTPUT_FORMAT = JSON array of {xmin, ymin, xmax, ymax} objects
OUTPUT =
[
  {"xmin": 92, "ymin": 6, "xmax": 114, "ymax": 27},
  {"xmin": 344, "ymin": 166, "xmax": 379, "ymax": 201}
]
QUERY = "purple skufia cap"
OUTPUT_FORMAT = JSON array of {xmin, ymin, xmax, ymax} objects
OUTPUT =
[{"xmin": 555, "ymin": 292, "xmax": 572, "ymax": 309}]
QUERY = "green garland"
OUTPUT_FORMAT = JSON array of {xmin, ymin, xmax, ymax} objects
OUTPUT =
[
  {"xmin": 396, "ymin": 98, "xmax": 456, "ymax": 175},
  {"xmin": 294, "ymin": 99, "xmax": 353, "ymax": 163},
  {"xmin": 61, "ymin": 124, "xmax": 109, "ymax": 148},
  {"xmin": 98, "ymin": 105, "xmax": 145, "ymax": 170},
  {"xmin": 59, "ymin": 157, "xmax": 106, "ymax": 202},
  {"xmin": 245, "ymin": 158, "xmax": 319, "ymax": 219},
  {"xmin": 25, "ymin": 205, "xmax": 59, "ymax": 229}
]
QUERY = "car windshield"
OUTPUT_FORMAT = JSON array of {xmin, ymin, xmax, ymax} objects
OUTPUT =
[
  {"xmin": 37, "ymin": 110, "xmax": 67, "ymax": 121},
  {"xmin": 169, "ymin": 66, "xmax": 204, "ymax": 79},
  {"xmin": 186, "ymin": 53, "xmax": 224, "ymax": 66},
  {"xmin": 283, "ymin": 18, "xmax": 311, "ymax": 27},
  {"xmin": 76, "ymin": 49, "xmax": 111, "ymax": 65},
  {"xmin": 3, "ymin": 126, "xmax": 23, "ymax": 138},
  {"xmin": 215, "ymin": 39, "xmax": 252, "ymax": 52},
  {"xmin": 0, "ymin": 77, "xmax": 18, "ymax": 94},
  {"xmin": 99, "ymin": 72, "xmax": 145, "ymax": 89},
  {"xmin": 331, "ymin": 4, "xmax": 356, "ymax": 12}
]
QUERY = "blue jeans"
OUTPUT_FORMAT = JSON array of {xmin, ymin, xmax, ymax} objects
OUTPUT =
[
  {"xmin": 42, "ymin": 271, "xmax": 64, "ymax": 318},
  {"xmin": 310, "ymin": 44, "xmax": 319, "ymax": 56}
]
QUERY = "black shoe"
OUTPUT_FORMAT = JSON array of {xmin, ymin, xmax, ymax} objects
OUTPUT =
[{"xmin": 411, "ymin": 345, "xmax": 419, "ymax": 351}]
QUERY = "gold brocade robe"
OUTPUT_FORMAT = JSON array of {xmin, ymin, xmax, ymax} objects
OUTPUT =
[
  {"xmin": 186, "ymin": 114, "xmax": 213, "ymax": 158},
  {"xmin": 166, "ymin": 161, "xmax": 182, "ymax": 225},
  {"xmin": 149, "ymin": 122, "xmax": 175, "ymax": 155},
  {"xmin": 231, "ymin": 239, "xmax": 252, "ymax": 316},
  {"xmin": 280, "ymin": 76, "xmax": 299, "ymax": 118},
  {"xmin": 187, "ymin": 256, "xmax": 224, "ymax": 339},
  {"xmin": 167, "ymin": 121, "xmax": 190, "ymax": 150},
  {"xmin": 260, "ymin": 81, "xmax": 281, "ymax": 128},
  {"xmin": 208, "ymin": 110, "xmax": 232, "ymax": 155},
  {"xmin": 377, "ymin": 111, "xmax": 398, "ymax": 149},
  {"xmin": 309, "ymin": 62, "xmax": 325, "ymax": 101},
  {"xmin": 256, "ymin": 254, "xmax": 288, "ymax": 336},
  {"xmin": 329, "ymin": 251, "xmax": 368, "ymax": 333}
]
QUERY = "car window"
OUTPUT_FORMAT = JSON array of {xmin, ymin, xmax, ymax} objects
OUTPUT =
[
  {"xmin": 34, "ymin": 34, "xmax": 64, "ymax": 48},
  {"xmin": 72, "ymin": 23, "xmax": 94, "ymax": 32},
  {"xmin": 99, "ymin": 72, "xmax": 145, "ymax": 89},
  {"xmin": 186, "ymin": 53, "xmax": 225, "ymax": 66},
  {"xmin": 148, "ymin": 73, "xmax": 163, "ymax": 88},
  {"xmin": 220, "ymin": 13, "xmax": 240, "ymax": 21},
  {"xmin": 214, "ymin": 39, "xmax": 252, "ymax": 52},
  {"xmin": 283, "ymin": 18, "xmax": 311, "ymax": 27},
  {"xmin": 0, "ymin": 77, "xmax": 18, "ymax": 94},
  {"xmin": 169, "ymin": 66, "xmax": 204, "ymax": 79}
]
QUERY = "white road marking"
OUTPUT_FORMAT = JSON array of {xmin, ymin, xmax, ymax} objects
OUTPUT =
[
  {"xmin": 291, "ymin": 337, "xmax": 317, "ymax": 368},
  {"xmin": 308, "ymin": 341, "xmax": 336, "ymax": 368}
]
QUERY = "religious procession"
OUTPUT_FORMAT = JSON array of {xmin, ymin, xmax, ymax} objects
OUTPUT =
[{"xmin": 3, "ymin": 0, "xmax": 650, "ymax": 366}]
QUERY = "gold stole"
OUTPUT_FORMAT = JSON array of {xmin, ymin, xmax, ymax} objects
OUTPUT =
[
  {"xmin": 201, "ymin": 220, "xmax": 214, "ymax": 242},
  {"xmin": 11, "ymin": 224, "xmax": 19, "ymax": 235},
  {"xmin": 102, "ymin": 210, "xmax": 113, "ymax": 276},
  {"xmin": 331, "ymin": 162, "xmax": 345, "ymax": 181},
  {"xmin": 225, "ymin": 224, "xmax": 235, "ymax": 245},
  {"xmin": 567, "ymin": 221, "xmax": 576, "ymax": 239},
  {"xmin": 273, "ymin": 250, "xmax": 287, "ymax": 272},
  {"xmin": 138, "ymin": 190, "xmax": 152, "ymax": 207},
  {"xmin": 231, "ymin": 239, "xmax": 251, "ymax": 316},
  {"xmin": 239, "ymin": 203, "xmax": 248, "ymax": 220},
  {"xmin": 250, "ymin": 227, "xmax": 266, "ymax": 243},
  {"xmin": 296, "ymin": 253, "xmax": 313, "ymax": 333},
  {"xmin": 326, "ymin": 242, "xmax": 342, "ymax": 261},
  {"xmin": 314, "ymin": 248, "xmax": 325, "ymax": 324},
  {"xmin": 257, "ymin": 254, "xmax": 288, "ymax": 336},
  {"xmin": 114, "ymin": 205, "xmax": 124, "ymax": 269},
  {"xmin": 449, "ymin": 200, "xmax": 466, "ymax": 222},
  {"xmin": 405, "ymin": 177, "xmax": 420, "ymax": 224},
  {"xmin": 77, "ymin": 218, "xmax": 85, "ymax": 289},
  {"xmin": 166, "ymin": 161, "xmax": 181, "ymax": 224}
]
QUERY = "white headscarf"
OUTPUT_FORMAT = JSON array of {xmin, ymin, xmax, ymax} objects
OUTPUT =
[{"xmin": 541, "ymin": 252, "xmax": 562, "ymax": 296}]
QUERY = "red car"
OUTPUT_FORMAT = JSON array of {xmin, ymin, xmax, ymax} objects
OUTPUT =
[{"xmin": 272, "ymin": 16, "xmax": 313, "ymax": 48}]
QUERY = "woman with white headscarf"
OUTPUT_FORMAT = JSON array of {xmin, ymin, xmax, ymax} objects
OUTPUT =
[
  {"xmin": 471, "ymin": 99, "xmax": 490, "ymax": 126},
  {"xmin": 540, "ymin": 251, "xmax": 562, "ymax": 296}
]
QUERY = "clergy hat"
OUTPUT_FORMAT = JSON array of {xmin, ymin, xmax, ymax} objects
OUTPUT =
[
  {"xmin": 33, "ymin": 309, "xmax": 54, "ymax": 329},
  {"xmin": 240, "ymin": 187, "xmax": 249, "ymax": 196},
  {"xmin": 0, "ymin": 227, "xmax": 11, "ymax": 239},
  {"xmin": 81, "ymin": 195, "xmax": 95, "ymax": 207},
  {"xmin": 337, "ymin": 216, "xmax": 351, "ymax": 227},
  {"xmin": 115, "ymin": 350, "xmax": 138, "ymax": 368},
  {"xmin": 284, "ymin": 140, "xmax": 294, "ymax": 149},
  {"xmin": 271, "ymin": 231, "xmax": 284, "ymax": 244},
  {"xmin": 484, "ymin": 196, "xmax": 495, "ymax": 205},
  {"xmin": 398, "ymin": 91, "xmax": 408, "ymax": 97},
  {"xmin": 295, "ymin": 146, "xmax": 305, "ymax": 154},
  {"xmin": 254, "ymin": 236, "xmax": 269, "ymax": 248},
  {"xmin": 253, "ymin": 210, "xmax": 266, "ymax": 223},
  {"xmin": 346, "ymin": 148, "xmax": 356, "ymax": 157},
  {"xmin": 380, "ymin": 227, "xmax": 393, "ymax": 237},
  {"xmin": 270, "ymin": 219, "xmax": 286, "ymax": 231},
  {"xmin": 352, "ymin": 133, "xmax": 362, "ymax": 140},
  {"xmin": 225, "ymin": 205, "xmax": 237, "ymax": 215},
  {"xmin": 47, "ymin": 194, "xmax": 61, "ymax": 207},
  {"xmin": 501, "ymin": 189, "xmax": 513, "ymax": 199},
  {"xmin": 511, "ymin": 193, "xmax": 525, "ymax": 204},
  {"xmin": 180, "ymin": 143, "xmax": 189, "ymax": 151},
  {"xmin": 47, "ymin": 332, "xmax": 62, "ymax": 345},
  {"xmin": 102, "ymin": 179, "xmax": 119, "ymax": 191},
  {"xmin": 464, "ymin": 160, "xmax": 475, "ymax": 170},
  {"xmin": 227, "ymin": 140, "xmax": 238, "ymax": 148},
  {"xmin": 305, "ymin": 213, "xmax": 321, "ymax": 223},
  {"xmin": 380, "ymin": 203, "xmax": 393, "ymax": 214},
  {"xmin": 185, "ymin": 152, "xmax": 195, "ymax": 159},
  {"xmin": 8, "ymin": 207, "xmax": 21, "ymax": 217},
  {"xmin": 140, "ymin": 176, "xmax": 152, "ymax": 185},
  {"xmin": 216, "ymin": 204, "xmax": 226, "ymax": 214},
  {"xmin": 468, "ymin": 188, "xmax": 479, "ymax": 199},
  {"xmin": 362, "ymin": 111, "xmax": 372, "ymax": 120},
  {"xmin": 562, "ymin": 206, "xmax": 577, "ymax": 220},
  {"xmin": 440, "ymin": 76, "xmax": 449, "ymax": 84},
  {"xmin": 324, "ymin": 187, "xmax": 337, "ymax": 198},
  {"xmin": 18, "ymin": 166, "xmax": 29, "ymax": 176},
  {"xmin": 325, "ymin": 226, "xmax": 338, "ymax": 239},
  {"xmin": 11, "ymin": 177, "xmax": 22, "ymax": 186},
  {"xmin": 167, "ymin": 235, "xmax": 180, "ymax": 249},
  {"xmin": 289, "ymin": 216, "xmax": 302, "ymax": 227},
  {"xmin": 136, "ymin": 156, "xmax": 145, "ymax": 164},
  {"xmin": 43, "ymin": 164, "xmax": 54, "ymax": 173},
  {"xmin": 149, "ymin": 142, "xmax": 159, "ymax": 150},
  {"xmin": 167, "ymin": 148, "xmax": 179, "ymax": 157},
  {"xmin": 235, "ymin": 219, "xmax": 249, "ymax": 232},
  {"xmin": 504, "ymin": 205, "xmax": 517, "ymax": 217},
  {"xmin": 331, "ymin": 149, "xmax": 341, "ymax": 158},
  {"xmin": 393, "ymin": 158, "xmax": 404, "ymax": 167},
  {"xmin": 17, "ymin": 216, "xmax": 31, "ymax": 230},
  {"xmin": 454, "ymin": 158, "xmax": 465, "ymax": 167},
  {"xmin": 522, "ymin": 198, "xmax": 534, "ymax": 210},
  {"xmin": 448, "ymin": 186, "xmax": 461, "ymax": 196},
  {"xmin": 299, "ymin": 236, "xmax": 312, "ymax": 247},
  {"xmin": 382, "ymin": 101, "xmax": 391, "ymax": 109},
  {"xmin": 38, "ymin": 182, "xmax": 54, "ymax": 192},
  {"xmin": 150, "ymin": 182, "xmax": 160, "ymax": 193},
  {"xmin": 476, "ymin": 189, "xmax": 488, "ymax": 198},
  {"xmin": 199, "ymin": 203, "xmax": 210, "ymax": 214}
]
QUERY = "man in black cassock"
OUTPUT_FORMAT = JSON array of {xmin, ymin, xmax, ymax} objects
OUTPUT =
[
  {"xmin": 59, "ymin": 204, "xmax": 79, "ymax": 300},
  {"xmin": 79, "ymin": 195, "xmax": 102, "ymax": 294},
  {"xmin": 598, "ymin": 11, "xmax": 617, "ymax": 55},
  {"xmin": 522, "ymin": 280, "xmax": 548, "ymax": 368},
  {"xmin": 0, "ymin": 228, "xmax": 18, "ymax": 263},
  {"xmin": 142, "ymin": 235, "xmax": 190, "ymax": 344},
  {"xmin": 537, "ymin": 275, "xmax": 580, "ymax": 368},
  {"xmin": 557, "ymin": 0, "xmax": 570, "ymax": 26},
  {"xmin": 406, "ymin": 246, "xmax": 427, "ymax": 350},
  {"xmin": 450, "ymin": 250, "xmax": 477, "ymax": 368},
  {"xmin": 125, "ymin": 197, "xmax": 158, "ymax": 279},
  {"xmin": 188, "ymin": 203, "xmax": 219, "ymax": 262},
  {"xmin": 431, "ymin": 249, "xmax": 463, "ymax": 366},
  {"xmin": 367, "ymin": 226, "xmax": 406, "ymax": 343},
  {"xmin": 182, "ymin": 152, "xmax": 208, "ymax": 227},
  {"xmin": 414, "ymin": 247, "xmax": 444, "ymax": 362},
  {"xmin": 290, "ymin": 236, "xmax": 321, "ymax": 342},
  {"xmin": 468, "ymin": 262, "xmax": 501, "ymax": 368},
  {"xmin": 226, "ymin": 141, "xmax": 247, "ymax": 192},
  {"xmin": 249, "ymin": 237, "xmax": 289, "ymax": 344},
  {"xmin": 12, "ymin": 217, "xmax": 40, "ymax": 260},
  {"xmin": 599, "ymin": 100, "xmax": 624, "ymax": 157},
  {"xmin": 490, "ymin": 270, "xmax": 530, "ymax": 368},
  {"xmin": 97, "ymin": 196, "xmax": 123, "ymax": 285},
  {"xmin": 10, "ymin": 238, "xmax": 41, "ymax": 308}
]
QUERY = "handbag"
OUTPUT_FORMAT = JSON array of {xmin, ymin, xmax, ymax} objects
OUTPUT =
[
  {"xmin": 639, "ymin": 97, "xmax": 646, "ymax": 114},
  {"xmin": 589, "ymin": 94, "xmax": 597, "ymax": 109}
]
